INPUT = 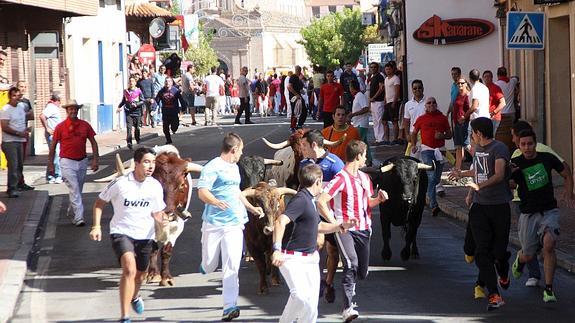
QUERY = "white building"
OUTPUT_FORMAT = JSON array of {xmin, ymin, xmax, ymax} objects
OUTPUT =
[
  {"xmin": 64, "ymin": 0, "xmax": 128, "ymax": 134},
  {"xmin": 308, "ymin": 0, "xmax": 357, "ymax": 18},
  {"xmin": 402, "ymin": 0, "xmax": 501, "ymax": 115}
]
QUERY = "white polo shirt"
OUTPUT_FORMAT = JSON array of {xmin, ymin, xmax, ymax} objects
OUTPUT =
[
  {"xmin": 469, "ymin": 81, "xmax": 490, "ymax": 120},
  {"xmin": 403, "ymin": 96, "xmax": 426, "ymax": 133},
  {"xmin": 99, "ymin": 172, "xmax": 166, "ymax": 240}
]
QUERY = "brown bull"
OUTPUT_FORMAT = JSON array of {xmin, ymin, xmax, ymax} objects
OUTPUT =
[
  {"xmin": 147, "ymin": 151, "xmax": 195, "ymax": 286},
  {"xmin": 242, "ymin": 182, "xmax": 297, "ymax": 294}
]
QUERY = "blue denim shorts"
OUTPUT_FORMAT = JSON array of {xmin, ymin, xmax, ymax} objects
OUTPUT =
[{"xmin": 453, "ymin": 121, "xmax": 469, "ymax": 147}]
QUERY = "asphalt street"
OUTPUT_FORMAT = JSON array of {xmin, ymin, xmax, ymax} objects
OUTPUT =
[{"xmin": 10, "ymin": 121, "xmax": 575, "ymax": 322}]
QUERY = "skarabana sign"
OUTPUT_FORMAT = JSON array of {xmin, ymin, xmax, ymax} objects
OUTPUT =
[{"xmin": 413, "ymin": 15, "xmax": 495, "ymax": 45}]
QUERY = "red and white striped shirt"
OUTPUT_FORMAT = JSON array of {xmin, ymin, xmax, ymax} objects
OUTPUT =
[{"xmin": 324, "ymin": 169, "xmax": 374, "ymax": 231}]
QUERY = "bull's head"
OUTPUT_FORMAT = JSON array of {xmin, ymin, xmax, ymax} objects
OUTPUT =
[
  {"xmin": 380, "ymin": 158, "xmax": 432, "ymax": 205},
  {"xmin": 262, "ymin": 129, "xmax": 346, "ymax": 188},
  {"xmin": 238, "ymin": 156, "xmax": 283, "ymax": 190},
  {"xmin": 242, "ymin": 182, "xmax": 297, "ymax": 235},
  {"xmin": 153, "ymin": 152, "xmax": 203, "ymax": 221}
]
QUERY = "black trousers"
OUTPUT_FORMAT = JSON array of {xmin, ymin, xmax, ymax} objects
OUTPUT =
[
  {"xmin": 235, "ymin": 97, "xmax": 251, "ymax": 122},
  {"xmin": 289, "ymin": 99, "xmax": 308, "ymax": 129},
  {"xmin": 162, "ymin": 114, "xmax": 179, "ymax": 144},
  {"xmin": 335, "ymin": 230, "xmax": 370, "ymax": 309},
  {"xmin": 468, "ymin": 203, "xmax": 511, "ymax": 295},
  {"xmin": 321, "ymin": 111, "xmax": 334, "ymax": 129},
  {"xmin": 125, "ymin": 114, "xmax": 141, "ymax": 145}
]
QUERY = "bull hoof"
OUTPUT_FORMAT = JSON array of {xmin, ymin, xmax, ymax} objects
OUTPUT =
[
  {"xmin": 411, "ymin": 248, "xmax": 420, "ymax": 259},
  {"xmin": 381, "ymin": 249, "xmax": 392, "ymax": 261},
  {"xmin": 271, "ymin": 278, "xmax": 281, "ymax": 286},
  {"xmin": 244, "ymin": 256, "xmax": 254, "ymax": 262},
  {"xmin": 146, "ymin": 274, "xmax": 161, "ymax": 284},
  {"xmin": 160, "ymin": 278, "xmax": 175, "ymax": 287},
  {"xmin": 400, "ymin": 248, "xmax": 410, "ymax": 261}
]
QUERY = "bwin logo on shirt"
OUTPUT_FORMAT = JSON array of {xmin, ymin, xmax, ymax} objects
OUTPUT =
[{"xmin": 124, "ymin": 199, "xmax": 150, "ymax": 207}]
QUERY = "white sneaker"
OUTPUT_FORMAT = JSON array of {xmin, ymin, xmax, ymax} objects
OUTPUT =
[
  {"xmin": 54, "ymin": 177, "xmax": 63, "ymax": 184},
  {"xmin": 525, "ymin": 277, "xmax": 539, "ymax": 287},
  {"xmin": 48, "ymin": 177, "xmax": 56, "ymax": 184},
  {"xmin": 342, "ymin": 305, "xmax": 359, "ymax": 322}
]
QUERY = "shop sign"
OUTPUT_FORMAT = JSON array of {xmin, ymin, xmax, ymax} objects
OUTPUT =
[{"xmin": 413, "ymin": 15, "xmax": 495, "ymax": 45}]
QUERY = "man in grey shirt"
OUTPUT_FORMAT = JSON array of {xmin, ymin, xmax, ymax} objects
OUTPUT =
[
  {"xmin": 450, "ymin": 117, "xmax": 512, "ymax": 311},
  {"xmin": 234, "ymin": 66, "xmax": 253, "ymax": 124}
]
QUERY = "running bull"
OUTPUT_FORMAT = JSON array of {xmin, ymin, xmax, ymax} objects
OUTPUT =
[
  {"xmin": 242, "ymin": 182, "xmax": 297, "ymax": 294},
  {"xmin": 96, "ymin": 145, "xmax": 202, "ymax": 286},
  {"xmin": 366, "ymin": 157, "xmax": 432, "ymax": 261}
]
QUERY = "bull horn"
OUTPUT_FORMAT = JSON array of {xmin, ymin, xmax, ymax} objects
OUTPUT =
[
  {"xmin": 380, "ymin": 164, "xmax": 395, "ymax": 173},
  {"xmin": 276, "ymin": 187, "xmax": 298, "ymax": 196},
  {"xmin": 324, "ymin": 133, "xmax": 347, "ymax": 147},
  {"xmin": 241, "ymin": 188, "xmax": 257, "ymax": 198},
  {"xmin": 417, "ymin": 163, "xmax": 433, "ymax": 170},
  {"xmin": 93, "ymin": 173, "xmax": 121, "ymax": 183},
  {"xmin": 116, "ymin": 153, "xmax": 126, "ymax": 176},
  {"xmin": 186, "ymin": 162, "xmax": 203, "ymax": 173},
  {"xmin": 262, "ymin": 137, "xmax": 290, "ymax": 150},
  {"xmin": 264, "ymin": 158, "xmax": 283, "ymax": 166}
]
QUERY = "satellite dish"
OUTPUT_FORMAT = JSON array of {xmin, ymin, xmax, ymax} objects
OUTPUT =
[{"xmin": 149, "ymin": 18, "xmax": 166, "ymax": 39}]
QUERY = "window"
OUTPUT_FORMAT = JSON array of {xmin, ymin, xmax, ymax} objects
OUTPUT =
[
  {"xmin": 116, "ymin": 0, "xmax": 122, "ymax": 10},
  {"xmin": 328, "ymin": 6, "xmax": 336, "ymax": 13},
  {"xmin": 312, "ymin": 6, "xmax": 320, "ymax": 18},
  {"xmin": 345, "ymin": 5, "xmax": 353, "ymax": 10},
  {"xmin": 99, "ymin": 0, "xmax": 105, "ymax": 8}
]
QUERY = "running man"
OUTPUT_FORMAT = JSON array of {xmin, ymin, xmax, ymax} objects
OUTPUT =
[
  {"xmin": 510, "ymin": 129, "xmax": 574, "ymax": 302},
  {"xmin": 271, "ymin": 164, "xmax": 356, "ymax": 323},
  {"xmin": 197, "ymin": 133, "xmax": 264, "ymax": 321},
  {"xmin": 317, "ymin": 140, "xmax": 388, "ymax": 322},
  {"xmin": 90, "ymin": 147, "xmax": 167, "ymax": 323}
]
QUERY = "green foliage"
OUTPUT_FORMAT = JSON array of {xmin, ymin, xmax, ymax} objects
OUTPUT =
[
  {"xmin": 299, "ymin": 9, "xmax": 367, "ymax": 69},
  {"xmin": 184, "ymin": 24, "xmax": 219, "ymax": 76},
  {"xmin": 170, "ymin": 0, "xmax": 181, "ymax": 16},
  {"xmin": 362, "ymin": 24, "xmax": 381, "ymax": 45}
]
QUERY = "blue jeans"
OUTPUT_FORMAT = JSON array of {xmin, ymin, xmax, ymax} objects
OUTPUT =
[
  {"xmin": 45, "ymin": 133, "xmax": 61, "ymax": 179},
  {"xmin": 420, "ymin": 150, "xmax": 443, "ymax": 209}
]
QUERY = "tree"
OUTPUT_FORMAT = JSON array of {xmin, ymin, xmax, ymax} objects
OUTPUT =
[
  {"xmin": 184, "ymin": 24, "xmax": 219, "ymax": 76},
  {"xmin": 170, "ymin": 0, "xmax": 181, "ymax": 16},
  {"xmin": 362, "ymin": 24, "xmax": 382, "ymax": 45},
  {"xmin": 299, "ymin": 9, "xmax": 366, "ymax": 69}
]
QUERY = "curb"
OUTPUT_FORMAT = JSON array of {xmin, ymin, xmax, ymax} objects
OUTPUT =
[
  {"xmin": 0, "ymin": 190, "xmax": 49, "ymax": 323},
  {"xmin": 437, "ymin": 198, "xmax": 575, "ymax": 274}
]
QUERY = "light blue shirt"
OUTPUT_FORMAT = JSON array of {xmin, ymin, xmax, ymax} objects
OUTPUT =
[
  {"xmin": 450, "ymin": 82, "xmax": 458, "ymax": 104},
  {"xmin": 198, "ymin": 157, "xmax": 248, "ymax": 226},
  {"xmin": 153, "ymin": 73, "xmax": 167, "ymax": 96}
]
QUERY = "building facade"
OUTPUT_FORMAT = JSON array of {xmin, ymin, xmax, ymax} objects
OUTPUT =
[
  {"xmin": 308, "ymin": 0, "xmax": 357, "ymax": 18},
  {"xmin": 0, "ymin": 0, "xmax": 98, "ymax": 155},
  {"xmin": 501, "ymin": 0, "xmax": 574, "ymax": 168}
]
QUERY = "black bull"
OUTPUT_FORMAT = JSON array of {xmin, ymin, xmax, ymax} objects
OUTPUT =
[{"xmin": 366, "ymin": 157, "xmax": 430, "ymax": 261}]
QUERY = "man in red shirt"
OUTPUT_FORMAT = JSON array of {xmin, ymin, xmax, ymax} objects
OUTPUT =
[
  {"xmin": 411, "ymin": 97, "xmax": 452, "ymax": 216},
  {"xmin": 319, "ymin": 70, "xmax": 343, "ymax": 129},
  {"xmin": 482, "ymin": 70, "xmax": 506, "ymax": 138},
  {"xmin": 48, "ymin": 100, "xmax": 99, "ymax": 226}
]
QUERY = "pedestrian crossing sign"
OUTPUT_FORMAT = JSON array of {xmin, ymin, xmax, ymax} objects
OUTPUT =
[{"xmin": 506, "ymin": 12, "xmax": 545, "ymax": 50}]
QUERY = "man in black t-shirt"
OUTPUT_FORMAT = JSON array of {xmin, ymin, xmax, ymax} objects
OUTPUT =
[
  {"xmin": 287, "ymin": 65, "xmax": 307, "ymax": 131},
  {"xmin": 368, "ymin": 63, "xmax": 386, "ymax": 144},
  {"xmin": 510, "ymin": 129, "xmax": 574, "ymax": 303},
  {"xmin": 271, "ymin": 164, "xmax": 355, "ymax": 323}
]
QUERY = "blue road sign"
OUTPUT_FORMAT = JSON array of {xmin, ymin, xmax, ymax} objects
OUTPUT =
[
  {"xmin": 507, "ymin": 12, "xmax": 545, "ymax": 50},
  {"xmin": 380, "ymin": 52, "xmax": 395, "ymax": 64}
]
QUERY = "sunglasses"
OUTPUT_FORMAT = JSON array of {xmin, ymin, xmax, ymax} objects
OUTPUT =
[
  {"xmin": 412, "ymin": 86, "xmax": 423, "ymax": 90},
  {"xmin": 426, "ymin": 101, "xmax": 437, "ymax": 104},
  {"xmin": 457, "ymin": 82, "xmax": 466, "ymax": 85}
]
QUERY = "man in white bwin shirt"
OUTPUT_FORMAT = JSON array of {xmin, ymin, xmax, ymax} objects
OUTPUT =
[
  {"xmin": 90, "ymin": 147, "xmax": 167, "ymax": 323},
  {"xmin": 203, "ymin": 66, "xmax": 225, "ymax": 126}
]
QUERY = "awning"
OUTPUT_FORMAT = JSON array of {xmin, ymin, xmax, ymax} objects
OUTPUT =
[
  {"xmin": 286, "ymin": 36, "xmax": 301, "ymax": 49},
  {"xmin": 125, "ymin": 1, "xmax": 174, "ymax": 18}
]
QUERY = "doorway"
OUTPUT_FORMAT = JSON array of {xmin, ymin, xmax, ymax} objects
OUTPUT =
[{"xmin": 548, "ymin": 16, "xmax": 572, "ymax": 166}]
